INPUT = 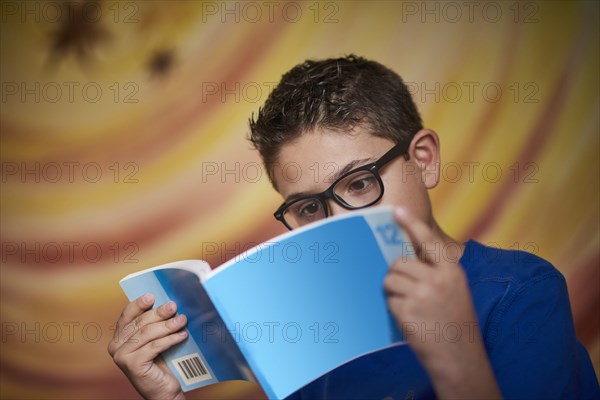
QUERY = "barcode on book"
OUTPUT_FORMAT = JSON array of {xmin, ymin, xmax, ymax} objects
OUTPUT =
[{"xmin": 171, "ymin": 353, "xmax": 213, "ymax": 385}]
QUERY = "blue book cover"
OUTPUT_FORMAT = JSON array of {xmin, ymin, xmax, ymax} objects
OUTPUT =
[{"xmin": 119, "ymin": 205, "xmax": 422, "ymax": 399}]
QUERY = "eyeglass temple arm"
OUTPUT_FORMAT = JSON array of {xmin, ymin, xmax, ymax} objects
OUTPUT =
[{"xmin": 376, "ymin": 142, "xmax": 410, "ymax": 167}]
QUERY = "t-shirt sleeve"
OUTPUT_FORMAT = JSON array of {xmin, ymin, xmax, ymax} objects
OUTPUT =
[{"xmin": 486, "ymin": 272, "xmax": 600, "ymax": 399}]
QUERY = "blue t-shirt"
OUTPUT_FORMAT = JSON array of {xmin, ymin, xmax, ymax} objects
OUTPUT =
[{"xmin": 287, "ymin": 240, "xmax": 600, "ymax": 399}]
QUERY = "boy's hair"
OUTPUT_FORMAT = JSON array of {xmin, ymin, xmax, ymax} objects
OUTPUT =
[{"xmin": 249, "ymin": 54, "xmax": 423, "ymax": 185}]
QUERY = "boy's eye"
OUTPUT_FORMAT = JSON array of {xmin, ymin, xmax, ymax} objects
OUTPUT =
[
  {"xmin": 343, "ymin": 173, "xmax": 376, "ymax": 195},
  {"xmin": 348, "ymin": 177, "xmax": 372, "ymax": 192},
  {"xmin": 297, "ymin": 200, "xmax": 322, "ymax": 218}
]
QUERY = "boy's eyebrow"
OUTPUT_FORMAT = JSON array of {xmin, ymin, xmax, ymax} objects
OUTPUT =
[{"xmin": 285, "ymin": 157, "xmax": 375, "ymax": 202}]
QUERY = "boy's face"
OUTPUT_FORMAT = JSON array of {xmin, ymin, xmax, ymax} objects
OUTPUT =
[{"xmin": 271, "ymin": 125, "xmax": 438, "ymax": 227}]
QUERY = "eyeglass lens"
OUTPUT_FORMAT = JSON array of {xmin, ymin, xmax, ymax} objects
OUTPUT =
[{"xmin": 283, "ymin": 169, "xmax": 382, "ymax": 228}]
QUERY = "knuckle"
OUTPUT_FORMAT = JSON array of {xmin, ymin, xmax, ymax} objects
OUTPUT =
[
  {"xmin": 122, "ymin": 301, "xmax": 138, "ymax": 319},
  {"xmin": 117, "ymin": 310, "xmax": 129, "ymax": 327},
  {"xmin": 107, "ymin": 343, "xmax": 115, "ymax": 356},
  {"xmin": 383, "ymin": 274, "xmax": 393, "ymax": 291},
  {"xmin": 125, "ymin": 335, "xmax": 140, "ymax": 345},
  {"xmin": 115, "ymin": 329, "xmax": 127, "ymax": 343},
  {"xmin": 132, "ymin": 315, "xmax": 143, "ymax": 331},
  {"xmin": 166, "ymin": 317, "xmax": 179, "ymax": 331},
  {"xmin": 150, "ymin": 334, "xmax": 175, "ymax": 353},
  {"xmin": 112, "ymin": 351, "xmax": 127, "ymax": 368},
  {"xmin": 154, "ymin": 305, "xmax": 165, "ymax": 319},
  {"xmin": 414, "ymin": 284, "xmax": 430, "ymax": 300},
  {"xmin": 123, "ymin": 322, "xmax": 139, "ymax": 340},
  {"xmin": 149, "ymin": 338, "xmax": 162, "ymax": 351},
  {"xmin": 138, "ymin": 324, "xmax": 151, "ymax": 337},
  {"xmin": 157, "ymin": 303, "xmax": 171, "ymax": 319}
]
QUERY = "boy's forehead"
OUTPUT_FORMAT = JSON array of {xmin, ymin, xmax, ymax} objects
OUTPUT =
[
  {"xmin": 278, "ymin": 131, "xmax": 359, "ymax": 163},
  {"xmin": 277, "ymin": 127, "xmax": 391, "ymax": 161},
  {"xmin": 272, "ymin": 128, "xmax": 394, "ymax": 198}
]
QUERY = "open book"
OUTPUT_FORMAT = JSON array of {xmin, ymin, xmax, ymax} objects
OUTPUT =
[{"xmin": 119, "ymin": 206, "xmax": 425, "ymax": 399}]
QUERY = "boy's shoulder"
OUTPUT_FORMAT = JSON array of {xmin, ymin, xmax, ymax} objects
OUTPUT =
[
  {"xmin": 460, "ymin": 239, "xmax": 563, "ymax": 287},
  {"xmin": 459, "ymin": 239, "xmax": 568, "ymax": 338}
]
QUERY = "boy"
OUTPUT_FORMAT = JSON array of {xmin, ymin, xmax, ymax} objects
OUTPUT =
[{"xmin": 108, "ymin": 55, "xmax": 599, "ymax": 399}]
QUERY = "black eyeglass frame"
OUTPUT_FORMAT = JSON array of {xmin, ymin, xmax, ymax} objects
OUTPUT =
[{"xmin": 273, "ymin": 141, "xmax": 410, "ymax": 230}]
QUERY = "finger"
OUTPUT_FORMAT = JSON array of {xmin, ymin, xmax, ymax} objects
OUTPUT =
[
  {"xmin": 114, "ymin": 300, "xmax": 179, "ymax": 354},
  {"xmin": 388, "ymin": 259, "xmax": 431, "ymax": 281},
  {"xmin": 119, "ymin": 301, "xmax": 180, "ymax": 344},
  {"xmin": 114, "ymin": 294, "xmax": 155, "ymax": 338},
  {"xmin": 120, "ymin": 314, "xmax": 188, "ymax": 354},
  {"xmin": 383, "ymin": 271, "xmax": 413, "ymax": 296},
  {"xmin": 113, "ymin": 329, "xmax": 188, "ymax": 374},
  {"xmin": 386, "ymin": 296, "xmax": 404, "ymax": 320},
  {"xmin": 128, "ymin": 330, "xmax": 189, "ymax": 369},
  {"xmin": 394, "ymin": 207, "xmax": 439, "ymax": 264}
]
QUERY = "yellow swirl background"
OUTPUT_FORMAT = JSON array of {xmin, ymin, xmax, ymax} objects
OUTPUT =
[{"xmin": 1, "ymin": 1, "xmax": 598, "ymax": 398}]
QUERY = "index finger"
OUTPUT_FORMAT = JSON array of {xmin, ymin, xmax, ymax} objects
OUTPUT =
[
  {"xmin": 115, "ymin": 293, "xmax": 155, "ymax": 333},
  {"xmin": 393, "ymin": 207, "xmax": 438, "ymax": 264}
]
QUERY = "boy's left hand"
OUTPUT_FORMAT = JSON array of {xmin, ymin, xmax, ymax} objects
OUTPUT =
[{"xmin": 383, "ymin": 207, "xmax": 501, "ymax": 398}]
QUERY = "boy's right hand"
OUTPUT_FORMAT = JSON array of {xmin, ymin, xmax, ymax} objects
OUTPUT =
[{"xmin": 108, "ymin": 293, "xmax": 189, "ymax": 400}]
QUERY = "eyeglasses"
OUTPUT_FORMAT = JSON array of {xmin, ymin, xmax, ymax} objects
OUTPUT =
[{"xmin": 274, "ymin": 141, "xmax": 410, "ymax": 230}]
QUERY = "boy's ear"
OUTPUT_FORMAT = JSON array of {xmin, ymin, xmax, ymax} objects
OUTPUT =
[{"xmin": 408, "ymin": 129, "xmax": 441, "ymax": 189}]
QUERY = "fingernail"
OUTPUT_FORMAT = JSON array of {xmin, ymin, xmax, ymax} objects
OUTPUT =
[
  {"xmin": 142, "ymin": 293, "xmax": 154, "ymax": 304},
  {"xmin": 395, "ymin": 206, "xmax": 407, "ymax": 217},
  {"xmin": 178, "ymin": 330, "xmax": 188, "ymax": 336},
  {"xmin": 165, "ymin": 301, "xmax": 175, "ymax": 312},
  {"xmin": 175, "ymin": 314, "xmax": 186, "ymax": 325}
]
